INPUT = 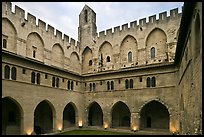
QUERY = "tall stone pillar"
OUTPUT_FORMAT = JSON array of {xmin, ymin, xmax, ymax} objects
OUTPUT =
[{"xmin": 131, "ymin": 112, "xmax": 140, "ymax": 131}]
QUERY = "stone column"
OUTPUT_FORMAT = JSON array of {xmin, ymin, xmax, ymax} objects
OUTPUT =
[
  {"xmin": 131, "ymin": 112, "xmax": 140, "ymax": 131},
  {"xmin": 23, "ymin": 110, "xmax": 34, "ymax": 135},
  {"xmin": 103, "ymin": 112, "xmax": 111, "ymax": 129}
]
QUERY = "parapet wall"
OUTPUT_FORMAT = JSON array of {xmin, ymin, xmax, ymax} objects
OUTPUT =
[
  {"xmin": 2, "ymin": 2, "xmax": 81, "ymax": 74},
  {"xmin": 96, "ymin": 7, "xmax": 182, "ymax": 40}
]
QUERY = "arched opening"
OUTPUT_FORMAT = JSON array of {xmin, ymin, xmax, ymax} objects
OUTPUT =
[
  {"xmin": 36, "ymin": 73, "xmax": 40, "ymax": 85},
  {"xmin": 63, "ymin": 103, "xmax": 76, "ymax": 129},
  {"xmin": 111, "ymin": 101, "xmax": 131, "ymax": 128},
  {"xmin": 2, "ymin": 97, "xmax": 23, "ymax": 135},
  {"xmin": 106, "ymin": 56, "xmax": 110, "ymax": 62},
  {"xmin": 82, "ymin": 46, "xmax": 93, "ymax": 73},
  {"xmin": 128, "ymin": 51, "xmax": 132, "ymax": 62},
  {"xmin": 147, "ymin": 77, "xmax": 151, "ymax": 87},
  {"xmin": 3, "ymin": 39, "xmax": 7, "ymax": 48},
  {"xmin": 150, "ymin": 47, "xmax": 156, "ymax": 59},
  {"xmin": 125, "ymin": 79, "xmax": 129, "ymax": 89},
  {"xmin": 107, "ymin": 81, "xmax": 110, "ymax": 90},
  {"xmin": 4, "ymin": 65, "xmax": 10, "ymax": 79},
  {"xmin": 31, "ymin": 72, "xmax": 35, "ymax": 84},
  {"xmin": 130, "ymin": 79, "xmax": 133, "ymax": 89},
  {"xmin": 88, "ymin": 102, "xmax": 103, "ymax": 126},
  {"xmin": 140, "ymin": 100, "xmax": 170, "ymax": 129},
  {"xmin": 152, "ymin": 77, "xmax": 156, "ymax": 87},
  {"xmin": 34, "ymin": 100, "xmax": 55, "ymax": 134}
]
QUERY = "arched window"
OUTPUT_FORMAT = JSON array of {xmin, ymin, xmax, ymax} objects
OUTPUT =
[
  {"xmin": 151, "ymin": 47, "xmax": 156, "ymax": 59},
  {"xmin": 56, "ymin": 77, "xmax": 59, "ymax": 87},
  {"xmin": 84, "ymin": 9, "xmax": 88, "ymax": 23},
  {"xmin": 125, "ymin": 79, "xmax": 129, "ymax": 89},
  {"xmin": 93, "ymin": 83, "xmax": 96, "ymax": 91},
  {"xmin": 106, "ymin": 56, "xmax": 110, "ymax": 62},
  {"xmin": 107, "ymin": 81, "xmax": 110, "ymax": 90},
  {"xmin": 33, "ymin": 50, "xmax": 36, "ymax": 58},
  {"xmin": 11, "ymin": 67, "xmax": 17, "ymax": 80},
  {"xmin": 147, "ymin": 77, "xmax": 151, "ymax": 87},
  {"xmin": 4, "ymin": 65, "xmax": 10, "ymax": 79},
  {"xmin": 36, "ymin": 73, "xmax": 40, "ymax": 84},
  {"xmin": 128, "ymin": 51, "xmax": 132, "ymax": 62},
  {"xmin": 89, "ymin": 60, "xmax": 92, "ymax": 66},
  {"xmin": 130, "ymin": 79, "xmax": 133, "ymax": 89},
  {"xmin": 152, "ymin": 77, "xmax": 156, "ymax": 87},
  {"xmin": 52, "ymin": 76, "xmax": 55, "ymax": 87},
  {"xmin": 68, "ymin": 80, "xmax": 70, "ymax": 90},
  {"xmin": 90, "ymin": 83, "xmax": 92, "ymax": 91},
  {"xmin": 71, "ymin": 81, "xmax": 74, "ymax": 90},
  {"xmin": 111, "ymin": 81, "xmax": 114, "ymax": 90},
  {"xmin": 31, "ymin": 72, "xmax": 36, "ymax": 84},
  {"xmin": 3, "ymin": 39, "xmax": 7, "ymax": 48}
]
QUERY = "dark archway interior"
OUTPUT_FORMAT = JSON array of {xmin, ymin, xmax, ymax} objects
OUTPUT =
[
  {"xmin": 88, "ymin": 103, "xmax": 103, "ymax": 126},
  {"xmin": 34, "ymin": 101, "xmax": 53, "ymax": 134},
  {"xmin": 2, "ymin": 97, "xmax": 21, "ymax": 135},
  {"xmin": 140, "ymin": 101, "xmax": 169, "ymax": 129},
  {"xmin": 112, "ymin": 102, "xmax": 130, "ymax": 128},
  {"xmin": 63, "ymin": 103, "xmax": 76, "ymax": 129}
]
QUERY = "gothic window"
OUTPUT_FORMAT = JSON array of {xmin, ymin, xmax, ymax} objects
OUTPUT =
[
  {"xmin": 68, "ymin": 80, "xmax": 70, "ymax": 90},
  {"xmin": 111, "ymin": 81, "xmax": 114, "ymax": 90},
  {"xmin": 71, "ymin": 81, "xmax": 74, "ymax": 90},
  {"xmin": 151, "ymin": 47, "xmax": 156, "ymax": 59},
  {"xmin": 84, "ymin": 9, "xmax": 88, "ymax": 23},
  {"xmin": 36, "ymin": 73, "xmax": 40, "ymax": 84},
  {"xmin": 31, "ymin": 72, "xmax": 36, "ymax": 84},
  {"xmin": 125, "ymin": 79, "xmax": 129, "ymax": 89},
  {"xmin": 45, "ymin": 74, "xmax": 48, "ymax": 79},
  {"xmin": 52, "ymin": 77, "xmax": 55, "ymax": 87},
  {"xmin": 56, "ymin": 77, "xmax": 59, "ymax": 87},
  {"xmin": 90, "ymin": 83, "xmax": 92, "ymax": 91},
  {"xmin": 107, "ymin": 81, "xmax": 110, "ymax": 90},
  {"xmin": 128, "ymin": 51, "xmax": 132, "ymax": 62},
  {"xmin": 152, "ymin": 77, "xmax": 156, "ymax": 87},
  {"xmin": 93, "ymin": 83, "xmax": 96, "ymax": 91},
  {"xmin": 3, "ymin": 39, "xmax": 7, "ymax": 48},
  {"xmin": 89, "ymin": 60, "xmax": 92, "ymax": 66},
  {"xmin": 147, "ymin": 77, "xmax": 151, "ymax": 87},
  {"xmin": 107, "ymin": 56, "xmax": 110, "ymax": 62},
  {"xmin": 4, "ymin": 65, "xmax": 10, "ymax": 79},
  {"xmin": 130, "ymin": 79, "xmax": 133, "ymax": 89},
  {"xmin": 11, "ymin": 67, "xmax": 17, "ymax": 80}
]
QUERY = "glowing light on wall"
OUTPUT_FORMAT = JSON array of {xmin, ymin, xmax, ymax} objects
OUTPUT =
[
  {"xmin": 58, "ymin": 124, "xmax": 62, "ymax": 131},
  {"xmin": 78, "ymin": 119, "xmax": 83, "ymax": 128},
  {"xmin": 26, "ymin": 130, "xmax": 33, "ymax": 135},
  {"xmin": 132, "ymin": 125, "xmax": 138, "ymax": 132},
  {"xmin": 103, "ymin": 122, "xmax": 108, "ymax": 129}
]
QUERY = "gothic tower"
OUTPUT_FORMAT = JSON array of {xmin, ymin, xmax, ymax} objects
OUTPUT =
[{"xmin": 78, "ymin": 5, "xmax": 97, "ymax": 51}]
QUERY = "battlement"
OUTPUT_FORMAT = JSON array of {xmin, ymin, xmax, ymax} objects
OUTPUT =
[
  {"xmin": 2, "ymin": 2, "xmax": 79, "ymax": 48},
  {"xmin": 97, "ymin": 7, "xmax": 182, "ymax": 39}
]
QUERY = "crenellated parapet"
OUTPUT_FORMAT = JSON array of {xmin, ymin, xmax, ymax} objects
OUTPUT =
[
  {"xmin": 2, "ymin": 2, "xmax": 81, "ymax": 74},
  {"xmin": 96, "ymin": 7, "xmax": 182, "ymax": 40},
  {"xmin": 2, "ymin": 2, "xmax": 80, "ymax": 48}
]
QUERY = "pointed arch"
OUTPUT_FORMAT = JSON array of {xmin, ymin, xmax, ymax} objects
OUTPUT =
[
  {"xmin": 120, "ymin": 35, "xmax": 137, "ymax": 63},
  {"xmin": 87, "ymin": 102, "xmax": 103, "ymax": 126},
  {"xmin": 99, "ymin": 41, "xmax": 113, "ymax": 69},
  {"xmin": 2, "ymin": 96, "xmax": 23, "ymax": 135},
  {"xmin": 111, "ymin": 101, "xmax": 131, "ymax": 128},
  {"xmin": 63, "ymin": 102, "xmax": 78, "ymax": 129},
  {"xmin": 70, "ymin": 52, "xmax": 80, "ymax": 72},
  {"xmin": 2, "ymin": 18, "xmax": 17, "ymax": 53},
  {"xmin": 139, "ymin": 100, "xmax": 170, "ymax": 129},
  {"xmin": 52, "ymin": 43, "xmax": 64, "ymax": 67},
  {"xmin": 27, "ymin": 32, "xmax": 45, "ymax": 62},
  {"xmin": 82, "ymin": 46, "xmax": 93, "ymax": 73},
  {"xmin": 34, "ymin": 100, "xmax": 56, "ymax": 134},
  {"xmin": 146, "ymin": 28, "xmax": 167, "ymax": 60}
]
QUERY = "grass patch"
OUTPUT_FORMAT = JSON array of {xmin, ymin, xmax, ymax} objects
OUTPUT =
[{"xmin": 59, "ymin": 129, "xmax": 135, "ymax": 135}]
